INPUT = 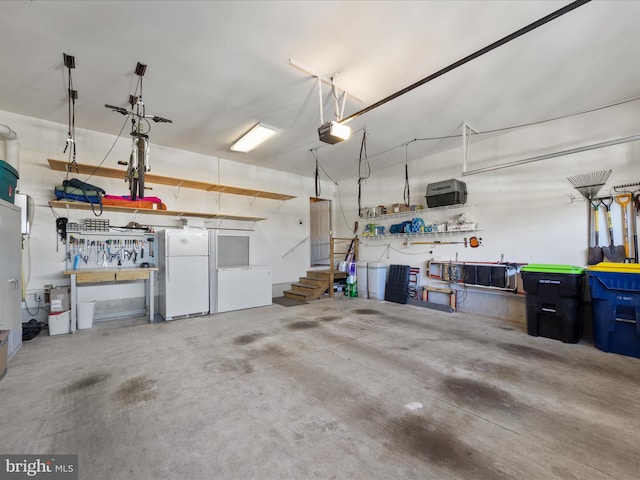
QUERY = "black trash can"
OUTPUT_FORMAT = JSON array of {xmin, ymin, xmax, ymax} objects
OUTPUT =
[{"xmin": 520, "ymin": 264, "xmax": 584, "ymax": 343}]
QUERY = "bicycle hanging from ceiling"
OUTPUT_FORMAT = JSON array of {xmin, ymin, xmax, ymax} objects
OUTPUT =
[{"xmin": 105, "ymin": 62, "xmax": 172, "ymax": 200}]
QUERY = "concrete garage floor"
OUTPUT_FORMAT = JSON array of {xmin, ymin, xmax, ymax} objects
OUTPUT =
[{"xmin": 1, "ymin": 297, "xmax": 638, "ymax": 480}]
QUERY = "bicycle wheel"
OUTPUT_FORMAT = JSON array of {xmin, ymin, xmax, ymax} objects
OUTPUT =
[
  {"xmin": 137, "ymin": 137, "xmax": 146, "ymax": 199},
  {"xmin": 130, "ymin": 176, "xmax": 139, "ymax": 201},
  {"xmin": 127, "ymin": 149, "xmax": 139, "ymax": 201}
]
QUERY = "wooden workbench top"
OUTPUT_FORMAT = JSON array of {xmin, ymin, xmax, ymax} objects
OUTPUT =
[{"xmin": 64, "ymin": 267, "xmax": 159, "ymax": 275}]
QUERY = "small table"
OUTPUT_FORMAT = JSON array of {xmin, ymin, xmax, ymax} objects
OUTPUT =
[
  {"xmin": 63, "ymin": 267, "xmax": 158, "ymax": 332},
  {"xmin": 422, "ymin": 286, "xmax": 457, "ymax": 311}
]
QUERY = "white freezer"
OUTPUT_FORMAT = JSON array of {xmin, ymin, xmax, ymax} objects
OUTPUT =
[
  {"xmin": 216, "ymin": 266, "xmax": 272, "ymax": 313},
  {"xmin": 158, "ymin": 229, "xmax": 210, "ymax": 320},
  {"xmin": 160, "ymin": 256, "xmax": 209, "ymax": 319},
  {"xmin": 209, "ymin": 230, "xmax": 272, "ymax": 313},
  {"xmin": 162, "ymin": 228, "xmax": 208, "ymax": 257}
]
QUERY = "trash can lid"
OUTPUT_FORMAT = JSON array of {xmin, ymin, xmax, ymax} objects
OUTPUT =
[
  {"xmin": 521, "ymin": 264, "xmax": 584, "ymax": 274},
  {"xmin": 368, "ymin": 262, "xmax": 387, "ymax": 267},
  {"xmin": 587, "ymin": 262, "xmax": 640, "ymax": 274}
]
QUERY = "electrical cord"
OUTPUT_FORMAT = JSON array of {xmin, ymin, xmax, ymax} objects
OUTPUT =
[
  {"xmin": 309, "ymin": 149, "xmax": 351, "ymax": 231},
  {"xmin": 403, "ymin": 144, "xmax": 410, "ymax": 207},
  {"xmin": 83, "ymin": 112, "xmax": 131, "ymax": 183},
  {"xmin": 361, "ymin": 242, "xmax": 434, "ymax": 256},
  {"xmin": 85, "ymin": 66, "xmax": 154, "ymax": 184},
  {"xmin": 23, "ymin": 295, "xmax": 41, "ymax": 316},
  {"xmin": 334, "ymin": 182, "xmax": 351, "ymax": 232},
  {"xmin": 357, "ymin": 130, "xmax": 370, "ymax": 217}
]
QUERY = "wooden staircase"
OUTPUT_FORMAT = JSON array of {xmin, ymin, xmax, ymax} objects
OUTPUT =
[
  {"xmin": 283, "ymin": 236, "xmax": 357, "ymax": 303},
  {"xmin": 283, "ymin": 270, "xmax": 347, "ymax": 302}
]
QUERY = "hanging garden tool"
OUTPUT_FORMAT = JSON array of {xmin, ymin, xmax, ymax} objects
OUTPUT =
[
  {"xmin": 614, "ymin": 182, "xmax": 640, "ymax": 263},
  {"xmin": 588, "ymin": 198, "xmax": 604, "ymax": 265},
  {"xmin": 601, "ymin": 196, "xmax": 626, "ymax": 262},
  {"xmin": 615, "ymin": 193, "xmax": 632, "ymax": 260},
  {"xmin": 62, "ymin": 53, "xmax": 78, "ymax": 174},
  {"xmin": 567, "ymin": 169, "xmax": 612, "ymax": 200},
  {"xmin": 567, "ymin": 169, "xmax": 611, "ymax": 264},
  {"xmin": 404, "ymin": 236, "xmax": 481, "ymax": 248},
  {"xmin": 633, "ymin": 191, "xmax": 640, "ymax": 262}
]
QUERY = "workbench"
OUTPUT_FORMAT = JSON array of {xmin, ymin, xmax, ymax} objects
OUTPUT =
[{"xmin": 63, "ymin": 267, "xmax": 159, "ymax": 332}]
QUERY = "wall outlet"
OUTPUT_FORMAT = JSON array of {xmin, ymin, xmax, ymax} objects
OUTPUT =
[
  {"xmin": 35, "ymin": 293, "xmax": 44, "ymax": 302},
  {"xmin": 44, "ymin": 284, "xmax": 53, "ymax": 304}
]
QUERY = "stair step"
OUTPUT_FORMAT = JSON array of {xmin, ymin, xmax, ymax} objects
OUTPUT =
[
  {"xmin": 291, "ymin": 282, "xmax": 322, "ymax": 293},
  {"xmin": 299, "ymin": 277, "xmax": 326, "ymax": 288},
  {"xmin": 283, "ymin": 289, "xmax": 314, "ymax": 302},
  {"xmin": 284, "ymin": 269, "xmax": 348, "ymax": 302},
  {"xmin": 306, "ymin": 270, "xmax": 331, "ymax": 279},
  {"xmin": 306, "ymin": 269, "xmax": 347, "ymax": 279}
]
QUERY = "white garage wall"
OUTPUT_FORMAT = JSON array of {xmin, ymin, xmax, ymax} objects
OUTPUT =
[
  {"xmin": 3, "ymin": 110, "xmax": 332, "ymax": 320},
  {"xmin": 332, "ymin": 100, "xmax": 639, "ymax": 320},
  {"xmin": 8, "ymin": 96, "xmax": 639, "ymax": 324}
]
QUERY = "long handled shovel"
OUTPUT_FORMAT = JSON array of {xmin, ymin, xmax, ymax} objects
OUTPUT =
[
  {"xmin": 588, "ymin": 198, "xmax": 603, "ymax": 265},
  {"xmin": 601, "ymin": 196, "xmax": 626, "ymax": 262},
  {"xmin": 633, "ymin": 192, "xmax": 640, "ymax": 263},
  {"xmin": 615, "ymin": 193, "xmax": 631, "ymax": 260}
]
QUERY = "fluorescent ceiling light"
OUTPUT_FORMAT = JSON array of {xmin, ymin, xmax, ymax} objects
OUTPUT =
[
  {"xmin": 230, "ymin": 123, "xmax": 278, "ymax": 152},
  {"xmin": 318, "ymin": 121, "xmax": 350, "ymax": 144}
]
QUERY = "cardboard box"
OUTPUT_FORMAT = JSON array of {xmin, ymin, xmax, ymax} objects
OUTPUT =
[
  {"xmin": 50, "ymin": 286, "xmax": 70, "ymax": 312},
  {"xmin": 0, "ymin": 330, "xmax": 9, "ymax": 382}
]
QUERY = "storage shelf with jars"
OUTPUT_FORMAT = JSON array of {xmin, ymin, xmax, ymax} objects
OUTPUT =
[
  {"xmin": 361, "ymin": 209, "xmax": 478, "ymax": 239},
  {"xmin": 361, "ymin": 229, "xmax": 480, "ymax": 240},
  {"xmin": 359, "ymin": 204, "xmax": 425, "ymax": 220}
]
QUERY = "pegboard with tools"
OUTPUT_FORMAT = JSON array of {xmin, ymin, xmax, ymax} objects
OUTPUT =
[{"xmin": 66, "ymin": 231, "xmax": 156, "ymax": 270}]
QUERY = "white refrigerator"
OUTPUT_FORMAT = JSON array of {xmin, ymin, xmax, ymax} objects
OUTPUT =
[{"xmin": 158, "ymin": 229, "xmax": 209, "ymax": 320}]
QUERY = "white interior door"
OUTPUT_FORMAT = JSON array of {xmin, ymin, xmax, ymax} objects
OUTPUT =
[{"xmin": 310, "ymin": 198, "xmax": 331, "ymax": 266}]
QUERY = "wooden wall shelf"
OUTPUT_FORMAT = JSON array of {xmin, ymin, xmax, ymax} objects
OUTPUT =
[
  {"xmin": 49, "ymin": 200, "xmax": 266, "ymax": 222},
  {"xmin": 48, "ymin": 159, "xmax": 296, "ymax": 201}
]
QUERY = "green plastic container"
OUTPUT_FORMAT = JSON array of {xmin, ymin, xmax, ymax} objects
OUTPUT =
[
  {"xmin": 0, "ymin": 160, "xmax": 19, "ymax": 204},
  {"xmin": 521, "ymin": 264, "xmax": 584, "ymax": 274}
]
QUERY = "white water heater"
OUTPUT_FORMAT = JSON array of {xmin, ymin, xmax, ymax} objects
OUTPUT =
[{"xmin": 14, "ymin": 193, "xmax": 34, "ymax": 235}]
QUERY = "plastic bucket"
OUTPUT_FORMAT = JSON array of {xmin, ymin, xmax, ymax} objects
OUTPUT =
[
  {"xmin": 367, "ymin": 262, "xmax": 387, "ymax": 300},
  {"xmin": 77, "ymin": 301, "xmax": 96, "ymax": 329},
  {"xmin": 357, "ymin": 261, "xmax": 368, "ymax": 298},
  {"xmin": 48, "ymin": 311, "xmax": 70, "ymax": 336}
]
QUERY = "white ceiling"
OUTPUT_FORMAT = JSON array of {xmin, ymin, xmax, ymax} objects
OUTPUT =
[{"xmin": 1, "ymin": 1, "xmax": 639, "ymax": 181}]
